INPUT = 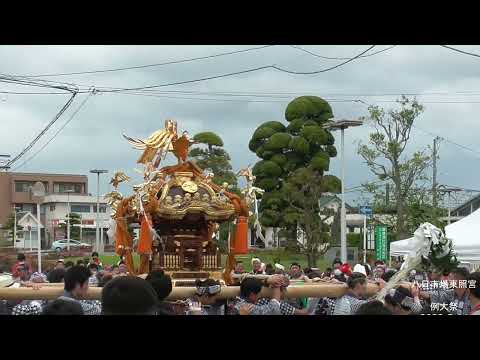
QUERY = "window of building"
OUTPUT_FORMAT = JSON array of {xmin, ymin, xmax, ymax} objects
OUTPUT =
[
  {"xmin": 473, "ymin": 199, "xmax": 480, "ymax": 212},
  {"xmin": 14, "ymin": 181, "xmax": 49, "ymax": 193},
  {"xmin": 92, "ymin": 205, "xmax": 107, "ymax": 213},
  {"xmin": 70, "ymin": 204, "xmax": 91, "ymax": 213},
  {"xmin": 21, "ymin": 204, "xmax": 34, "ymax": 213},
  {"xmin": 15, "ymin": 181, "xmax": 34, "ymax": 192},
  {"xmin": 54, "ymin": 183, "xmax": 84, "ymax": 194},
  {"xmin": 50, "ymin": 205, "xmax": 55, "ymax": 212}
]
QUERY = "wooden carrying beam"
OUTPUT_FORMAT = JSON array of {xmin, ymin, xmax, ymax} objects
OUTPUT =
[{"xmin": 0, "ymin": 283, "xmax": 381, "ymax": 301}]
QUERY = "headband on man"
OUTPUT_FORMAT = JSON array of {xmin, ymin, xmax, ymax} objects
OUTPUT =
[{"xmin": 196, "ymin": 284, "xmax": 221, "ymax": 296}]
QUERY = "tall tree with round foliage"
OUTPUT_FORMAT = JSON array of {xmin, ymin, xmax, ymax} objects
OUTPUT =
[{"xmin": 249, "ymin": 96, "xmax": 342, "ymax": 266}]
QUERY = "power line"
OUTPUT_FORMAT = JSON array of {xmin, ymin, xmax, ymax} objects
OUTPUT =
[
  {"xmin": 440, "ymin": 45, "xmax": 480, "ymax": 59},
  {"xmin": 106, "ymin": 91, "xmax": 365, "ymax": 104},
  {"xmin": 0, "ymin": 90, "xmax": 73, "ymax": 95},
  {"xmin": 32, "ymin": 46, "xmax": 377, "ymax": 94},
  {"xmin": 411, "ymin": 125, "xmax": 480, "ymax": 159},
  {"xmin": 345, "ymin": 179, "xmax": 388, "ymax": 192},
  {"xmin": 270, "ymin": 46, "xmax": 376, "ymax": 75},
  {"xmin": 11, "ymin": 88, "xmax": 480, "ymax": 100},
  {"xmin": 5, "ymin": 92, "xmax": 78, "ymax": 167},
  {"xmin": 0, "ymin": 74, "xmax": 77, "ymax": 93},
  {"xmin": 13, "ymin": 45, "xmax": 276, "ymax": 78},
  {"xmin": 13, "ymin": 92, "xmax": 93, "ymax": 170},
  {"xmin": 290, "ymin": 45, "xmax": 396, "ymax": 60}
]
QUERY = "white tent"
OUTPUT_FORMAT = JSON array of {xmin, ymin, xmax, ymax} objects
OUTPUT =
[
  {"xmin": 390, "ymin": 237, "xmax": 411, "ymax": 257},
  {"xmin": 389, "ymin": 208, "xmax": 480, "ymax": 264}
]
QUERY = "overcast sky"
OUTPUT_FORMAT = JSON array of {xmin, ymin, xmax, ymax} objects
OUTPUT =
[{"xmin": 1, "ymin": 45, "xmax": 480, "ymax": 207}]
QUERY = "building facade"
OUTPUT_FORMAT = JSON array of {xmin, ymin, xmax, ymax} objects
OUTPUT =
[
  {"xmin": 0, "ymin": 172, "xmax": 111, "ymax": 248},
  {"xmin": 449, "ymin": 193, "xmax": 480, "ymax": 221}
]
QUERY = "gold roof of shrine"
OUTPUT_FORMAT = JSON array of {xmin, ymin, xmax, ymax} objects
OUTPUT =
[{"xmin": 152, "ymin": 163, "xmax": 237, "ymax": 222}]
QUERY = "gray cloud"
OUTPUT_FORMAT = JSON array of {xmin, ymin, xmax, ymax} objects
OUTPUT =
[{"xmin": 1, "ymin": 45, "xmax": 480, "ymax": 204}]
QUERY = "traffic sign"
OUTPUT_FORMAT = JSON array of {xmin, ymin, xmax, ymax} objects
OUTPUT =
[{"xmin": 359, "ymin": 205, "xmax": 373, "ymax": 218}]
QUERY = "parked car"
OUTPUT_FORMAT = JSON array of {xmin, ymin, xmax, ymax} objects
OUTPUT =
[{"xmin": 51, "ymin": 239, "xmax": 92, "ymax": 252}]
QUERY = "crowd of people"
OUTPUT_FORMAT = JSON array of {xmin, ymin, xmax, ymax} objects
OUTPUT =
[{"xmin": 1, "ymin": 253, "xmax": 479, "ymax": 315}]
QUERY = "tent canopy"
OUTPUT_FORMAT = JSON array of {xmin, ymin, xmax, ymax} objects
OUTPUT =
[{"xmin": 389, "ymin": 208, "xmax": 480, "ymax": 263}]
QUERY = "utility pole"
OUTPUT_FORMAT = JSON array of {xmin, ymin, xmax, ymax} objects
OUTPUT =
[
  {"xmin": 432, "ymin": 137, "xmax": 440, "ymax": 209},
  {"xmin": 13, "ymin": 205, "xmax": 18, "ymax": 245},
  {"xmin": 385, "ymin": 183, "xmax": 390, "ymax": 207},
  {"xmin": 90, "ymin": 169, "xmax": 108, "ymax": 253}
]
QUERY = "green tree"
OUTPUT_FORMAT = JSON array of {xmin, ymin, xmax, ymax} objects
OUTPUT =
[
  {"xmin": 191, "ymin": 131, "xmax": 238, "ymax": 190},
  {"xmin": 282, "ymin": 168, "xmax": 341, "ymax": 266},
  {"xmin": 357, "ymin": 96, "xmax": 433, "ymax": 239},
  {"xmin": 249, "ymin": 96, "xmax": 341, "ymax": 266},
  {"xmin": 3, "ymin": 211, "xmax": 22, "ymax": 241},
  {"xmin": 59, "ymin": 213, "xmax": 81, "ymax": 240}
]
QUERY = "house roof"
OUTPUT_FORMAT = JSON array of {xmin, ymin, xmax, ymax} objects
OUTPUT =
[
  {"xmin": 452, "ymin": 193, "xmax": 480, "ymax": 214},
  {"xmin": 17, "ymin": 211, "xmax": 44, "ymax": 229},
  {"xmin": 319, "ymin": 194, "xmax": 354, "ymax": 211}
]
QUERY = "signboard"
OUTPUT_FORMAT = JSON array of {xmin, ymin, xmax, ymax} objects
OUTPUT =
[
  {"xmin": 367, "ymin": 224, "xmax": 375, "ymax": 250},
  {"xmin": 82, "ymin": 219, "xmax": 94, "ymax": 225},
  {"xmin": 359, "ymin": 205, "xmax": 373, "ymax": 218},
  {"xmin": 375, "ymin": 225, "xmax": 388, "ymax": 260}
]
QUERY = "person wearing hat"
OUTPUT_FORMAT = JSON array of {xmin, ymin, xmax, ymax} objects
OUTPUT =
[
  {"xmin": 274, "ymin": 263, "xmax": 285, "ymax": 275},
  {"xmin": 353, "ymin": 264, "xmax": 367, "ymax": 276},
  {"xmin": 250, "ymin": 258, "xmax": 265, "ymax": 275},
  {"xmin": 186, "ymin": 279, "xmax": 224, "ymax": 315},
  {"xmin": 340, "ymin": 263, "xmax": 353, "ymax": 277}
]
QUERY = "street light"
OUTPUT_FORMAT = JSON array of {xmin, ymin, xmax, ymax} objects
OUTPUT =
[
  {"xmin": 64, "ymin": 189, "xmax": 74, "ymax": 251},
  {"xmin": 323, "ymin": 119, "xmax": 363, "ymax": 264},
  {"xmin": 90, "ymin": 169, "xmax": 108, "ymax": 253}
]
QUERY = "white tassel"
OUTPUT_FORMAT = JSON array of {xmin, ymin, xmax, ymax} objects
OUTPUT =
[{"xmin": 376, "ymin": 222, "xmax": 440, "ymax": 301}]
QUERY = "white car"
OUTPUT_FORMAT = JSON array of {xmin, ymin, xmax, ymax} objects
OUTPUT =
[{"xmin": 51, "ymin": 239, "xmax": 92, "ymax": 252}]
